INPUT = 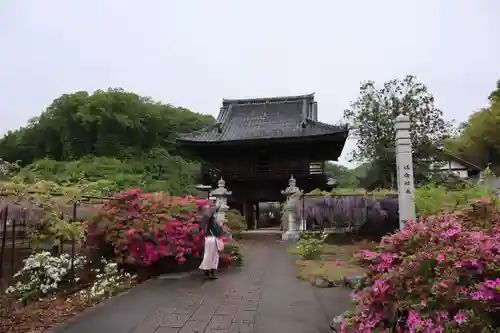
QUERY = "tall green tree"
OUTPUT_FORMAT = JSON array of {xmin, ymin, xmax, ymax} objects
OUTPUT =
[
  {"xmin": 344, "ymin": 75, "xmax": 453, "ymax": 189},
  {"xmin": 0, "ymin": 88, "xmax": 214, "ymax": 164},
  {"xmin": 488, "ymin": 79, "xmax": 500, "ymax": 102},
  {"xmin": 445, "ymin": 81, "xmax": 500, "ymax": 172},
  {"xmin": 323, "ymin": 162, "xmax": 359, "ymax": 188}
]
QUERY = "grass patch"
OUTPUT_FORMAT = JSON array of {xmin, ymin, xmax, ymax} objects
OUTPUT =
[
  {"xmin": 288, "ymin": 240, "xmax": 376, "ymax": 283},
  {"xmin": 296, "ymin": 259, "xmax": 364, "ymax": 282}
]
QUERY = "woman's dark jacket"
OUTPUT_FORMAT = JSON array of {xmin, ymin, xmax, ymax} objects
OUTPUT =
[{"xmin": 200, "ymin": 211, "xmax": 222, "ymax": 237}]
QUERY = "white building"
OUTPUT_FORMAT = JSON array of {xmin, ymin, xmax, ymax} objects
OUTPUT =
[{"xmin": 431, "ymin": 151, "xmax": 482, "ymax": 182}]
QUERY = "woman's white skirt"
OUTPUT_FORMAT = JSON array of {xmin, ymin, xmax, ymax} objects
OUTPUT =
[{"xmin": 199, "ymin": 236, "xmax": 219, "ymax": 270}]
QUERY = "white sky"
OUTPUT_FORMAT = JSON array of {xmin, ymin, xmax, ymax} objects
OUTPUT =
[{"xmin": 1, "ymin": 0, "xmax": 499, "ymax": 168}]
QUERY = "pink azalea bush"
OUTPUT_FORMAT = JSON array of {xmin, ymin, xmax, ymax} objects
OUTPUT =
[
  {"xmin": 83, "ymin": 189, "xmax": 204, "ymax": 265},
  {"xmin": 83, "ymin": 189, "xmax": 242, "ymax": 274},
  {"xmin": 342, "ymin": 198, "xmax": 500, "ymax": 333},
  {"xmin": 219, "ymin": 238, "xmax": 244, "ymax": 267}
]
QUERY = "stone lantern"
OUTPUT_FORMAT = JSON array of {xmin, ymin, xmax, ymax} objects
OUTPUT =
[
  {"xmin": 281, "ymin": 175, "xmax": 302, "ymax": 241},
  {"xmin": 195, "ymin": 184, "xmax": 212, "ymax": 199},
  {"xmin": 209, "ymin": 177, "xmax": 232, "ymax": 223}
]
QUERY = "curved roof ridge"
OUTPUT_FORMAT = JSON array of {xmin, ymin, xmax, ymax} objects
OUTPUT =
[
  {"xmin": 178, "ymin": 94, "xmax": 349, "ymax": 143},
  {"xmin": 222, "ymin": 93, "xmax": 315, "ymax": 106},
  {"xmin": 178, "ymin": 123, "xmax": 220, "ymax": 139},
  {"xmin": 305, "ymin": 118, "xmax": 348, "ymax": 130}
]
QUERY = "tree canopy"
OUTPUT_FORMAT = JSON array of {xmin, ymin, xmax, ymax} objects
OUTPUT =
[
  {"xmin": 0, "ymin": 88, "xmax": 214, "ymax": 164},
  {"xmin": 445, "ymin": 81, "xmax": 500, "ymax": 173},
  {"xmin": 323, "ymin": 162, "xmax": 359, "ymax": 188},
  {"xmin": 0, "ymin": 88, "xmax": 215, "ymax": 195},
  {"xmin": 344, "ymin": 75, "xmax": 453, "ymax": 189}
]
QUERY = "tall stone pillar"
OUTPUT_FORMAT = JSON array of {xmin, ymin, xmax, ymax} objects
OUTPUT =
[
  {"xmin": 395, "ymin": 115, "xmax": 416, "ymax": 229},
  {"xmin": 281, "ymin": 175, "xmax": 302, "ymax": 241},
  {"xmin": 210, "ymin": 178, "xmax": 231, "ymax": 223}
]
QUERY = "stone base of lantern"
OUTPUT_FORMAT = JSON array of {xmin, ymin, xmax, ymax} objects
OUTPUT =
[{"xmin": 281, "ymin": 229, "xmax": 300, "ymax": 242}]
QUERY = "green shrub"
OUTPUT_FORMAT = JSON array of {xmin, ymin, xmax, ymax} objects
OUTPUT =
[
  {"xmin": 225, "ymin": 209, "xmax": 246, "ymax": 232},
  {"xmin": 296, "ymin": 233, "xmax": 328, "ymax": 259},
  {"xmin": 415, "ymin": 183, "xmax": 495, "ymax": 217},
  {"xmin": 11, "ymin": 153, "xmax": 200, "ymax": 196},
  {"xmin": 220, "ymin": 239, "xmax": 244, "ymax": 267}
]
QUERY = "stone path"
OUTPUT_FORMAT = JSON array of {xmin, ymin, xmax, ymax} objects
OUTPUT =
[{"xmin": 54, "ymin": 239, "xmax": 351, "ymax": 333}]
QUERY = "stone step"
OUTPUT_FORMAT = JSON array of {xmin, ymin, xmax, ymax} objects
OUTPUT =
[{"xmin": 235, "ymin": 228, "xmax": 283, "ymax": 241}]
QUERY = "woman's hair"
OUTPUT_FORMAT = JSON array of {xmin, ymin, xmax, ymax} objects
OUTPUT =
[{"xmin": 199, "ymin": 208, "xmax": 217, "ymax": 231}]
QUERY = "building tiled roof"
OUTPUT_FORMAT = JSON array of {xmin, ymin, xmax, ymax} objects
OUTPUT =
[
  {"xmin": 439, "ymin": 150, "xmax": 482, "ymax": 172},
  {"xmin": 178, "ymin": 94, "xmax": 348, "ymax": 143}
]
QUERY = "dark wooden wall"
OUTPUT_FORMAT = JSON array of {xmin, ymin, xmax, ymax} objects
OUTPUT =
[
  {"xmin": 202, "ymin": 152, "xmax": 312, "ymax": 182},
  {"xmin": 189, "ymin": 137, "xmax": 345, "ymax": 206}
]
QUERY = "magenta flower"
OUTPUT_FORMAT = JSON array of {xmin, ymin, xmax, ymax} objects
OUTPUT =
[
  {"xmin": 342, "ymin": 198, "xmax": 499, "ymax": 333},
  {"xmin": 436, "ymin": 253, "xmax": 446, "ymax": 263},
  {"xmin": 453, "ymin": 311, "xmax": 467, "ymax": 324}
]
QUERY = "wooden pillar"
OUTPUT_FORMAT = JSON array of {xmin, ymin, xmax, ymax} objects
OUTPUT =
[
  {"xmin": 243, "ymin": 200, "xmax": 255, "ymax": 230},
  {"xmin": 235, "ymin": 202, "xmax": 244, "ymax": 216},
  {"xmin": 254, "ymin": 202, "xmax": 260, "ymax": 229}
]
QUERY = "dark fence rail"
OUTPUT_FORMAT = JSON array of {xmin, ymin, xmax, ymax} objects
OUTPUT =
[
  {"xmin": 0, "ymin": 194, "xmax": 116, "ymax": 294},
  {"xmin": 0, "ymin": 206, "xmax": 30, "ymax": 288}
]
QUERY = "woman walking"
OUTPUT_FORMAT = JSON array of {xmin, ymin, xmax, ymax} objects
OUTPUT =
[{"xmin": 197, "ymin": 200, "xmax": 224, "ymax": 280}]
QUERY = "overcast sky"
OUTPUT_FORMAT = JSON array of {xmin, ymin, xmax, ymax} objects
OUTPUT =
[{"xmin": 1, "ymin": 0, "xmax": 499, "ymax": 167}]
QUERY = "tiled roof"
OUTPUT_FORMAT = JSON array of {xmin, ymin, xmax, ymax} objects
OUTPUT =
[
  {"xmin": 178, "ymin": 94, "xmax": 348, "ymax": 143},
  {"xmin": 439, "ymin": 150, "xmax": 482, "ymax": 171}
]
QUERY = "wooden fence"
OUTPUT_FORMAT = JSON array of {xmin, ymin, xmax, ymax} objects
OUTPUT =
[
  {"xmin": 0, "ymin": 195, "xmax": 114, "ymax": 294},
  {"xmin": 296, "ymin": 193, "xmax": 399, "ymax": 236}
]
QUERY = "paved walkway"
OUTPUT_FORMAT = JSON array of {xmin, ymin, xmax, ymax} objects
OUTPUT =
[{"xmin": 54, "ymin": 239, "xmax": 351, "ymax": 333}]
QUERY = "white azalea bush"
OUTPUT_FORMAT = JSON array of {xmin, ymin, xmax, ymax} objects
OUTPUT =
[
  {"xmin": 5, "ymin": 251, "xmax": 85, "ymax": 302},
  {"xmin": 79, "ymin": 259, "xmax": 135, "ymax": 301},
  {"xmin": 5, "ymin": 251, "xmax": 136, "ymax": 304}
]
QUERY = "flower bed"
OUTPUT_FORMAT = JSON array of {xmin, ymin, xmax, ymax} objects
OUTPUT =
[
  {"xmin": 342, "ymin": 199, "xmax": 500, "ymax": 333},
  {"xmin": 83, "ymin": 189, "xmax": 243, "ymax": 274},
  {"xmin": 5, "ymin": 251, "xmax": 86, "ymax": 303},
  {"xmin": 2, "ymin": 293, "xmax": 98, "ymax": 333},
  {"xmin": 2, "ymin": 189, "xmax": 244, "ymax": 333},
  {"xmin": 288, "ymin": 235, "xmax": 374, "ymax": 286},
  {"xmin": 1, "ymin": 251, "xmax": 136, "ymax": 333},
  {"xmin": 83, "ymin": 189, "xmax": 204, "ymax": 268}
]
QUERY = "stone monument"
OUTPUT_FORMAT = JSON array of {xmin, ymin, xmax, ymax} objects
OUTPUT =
[
  {"xmin": 395, "ymin": 115, "xmax": 416, "ymax": 229},
  {"xmin": 281, "ymin": 175, "xmax": 302, "ymax": 241}
]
